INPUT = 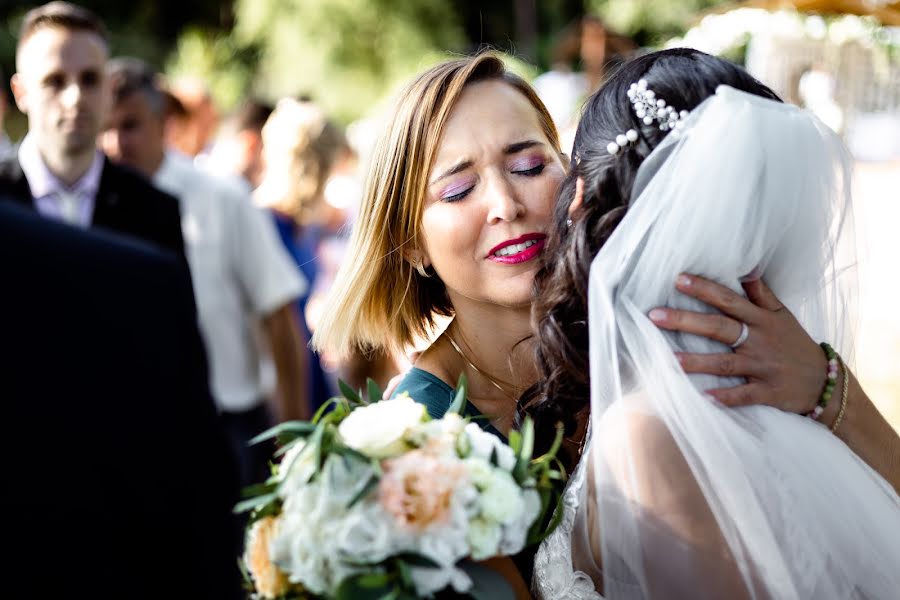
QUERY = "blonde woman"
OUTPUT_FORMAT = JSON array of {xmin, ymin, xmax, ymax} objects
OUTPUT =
[
  {"xmin": 256, "ymin": 99, "xmax": 349, "ymax": 410},
  {"xmin": 312, "ymin": 52, "xmax": 898, "ymax": 480}
]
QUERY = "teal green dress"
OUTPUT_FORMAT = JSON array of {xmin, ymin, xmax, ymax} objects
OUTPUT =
[{"xmin": 390, "ymin": 367, "xmax": 505, "ymax": 439}]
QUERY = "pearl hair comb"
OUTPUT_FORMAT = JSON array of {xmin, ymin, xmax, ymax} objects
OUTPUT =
[{"xmin": 607, "ymin": 79, "xmax": 691, "ymax": 155}]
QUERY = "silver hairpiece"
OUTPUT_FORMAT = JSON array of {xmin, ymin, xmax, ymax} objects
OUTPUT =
[{"xmin": 607, "ymin": 79, "xmax": 691, "ymax": 156}]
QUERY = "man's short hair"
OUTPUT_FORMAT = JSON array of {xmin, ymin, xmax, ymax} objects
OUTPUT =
[
  {"xmin": 107, "ymin": 57, "xmax": 167, "ymax": 118},
  {"xmin": 18, "ymin": 2, "xmax": 108, "ymax": 49}
]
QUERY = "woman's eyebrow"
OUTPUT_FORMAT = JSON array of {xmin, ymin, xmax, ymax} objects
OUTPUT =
[
  {"xmin": 504, "ymin": 140, "xmax": 543, "ymax": 154},
  {"xmin": 431, "ymin": 159, "xmax": 473, "ymax": 185}
]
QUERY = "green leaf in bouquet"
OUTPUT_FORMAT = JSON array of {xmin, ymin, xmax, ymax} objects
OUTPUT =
[
  {"xmin": 312, "ymin": 397, "xmax": 340, "ymax": 425},
  {"xmin": 334, "ymin": 573, "xmax": 393, "ymax": 600},
  {"xmin": 508, "ymin": 429, "xmax": 522, "ymax": 456},
  {"xmin": 512, "ymin": 418, "xmax": 534, "ymax": 484},
  {"xmin": 234, "ymin": 491, "xmax": 279, "ymax": 515},
  {"xmin": 528, "ymin": 422, "xmax": 566, "ymax": 474},
  {"xmin": 526, "ymin": 485, "xmax": 566, "ymax": 546},
  {"xmin": 396, "ymin": 558, "xmax": 414, "ymax": 591},
  {"xmin": 346, "ymin": 470, "xmax": 380, "ymax": 509},
  {"xmin": 447, "ymin": 373, "xmax": 469, "ymax": 415},
  {"xmin": 249, "ymin": 421, "xmax": 317, "ymax": 446},
  {"xmin": 338, "ymin": 379, "xmax": 363, "ymax": 405},
  {"xmin": 459, "ymin": 560, "xmax": 516, "ymax": 600},
  {"xmin": 392, "ymin": 552, "xmax": 441, "ymax": 569},
  {"xmin": 240, "ymin": 481, "xmax": 278, "ymax": 499},
  {"xmin": 367, "ymin": 377, "xmax": 383, "ymax": 404}
]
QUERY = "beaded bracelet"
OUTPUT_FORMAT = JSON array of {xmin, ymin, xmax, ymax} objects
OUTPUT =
[
  {"xmin": 808, "ymin": 342, "xmax": 839, "ymax": 421},
  {"xmin": 831, "ymin": 357, "xmax": 850, "ymax": 434}
]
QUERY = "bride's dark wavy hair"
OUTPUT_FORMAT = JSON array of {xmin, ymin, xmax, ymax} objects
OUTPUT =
[{"xmin": 520, "ymin": 48, "xmax": 780, "ymax": 465}]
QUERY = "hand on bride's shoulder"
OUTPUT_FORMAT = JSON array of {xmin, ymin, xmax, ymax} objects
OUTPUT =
[{"xmin": 648, "ymin": 274, "xmax": 824, "ymax": 414}]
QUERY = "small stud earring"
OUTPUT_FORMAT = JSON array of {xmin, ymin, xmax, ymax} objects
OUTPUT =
[{"xmin": 566, "ymin": 218, "xmax": 573, "ymax": 228}]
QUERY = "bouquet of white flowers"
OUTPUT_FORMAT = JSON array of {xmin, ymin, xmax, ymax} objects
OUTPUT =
[{"xmin": 238, "ymin": 377, "xmax": 564, "ymax": 599}]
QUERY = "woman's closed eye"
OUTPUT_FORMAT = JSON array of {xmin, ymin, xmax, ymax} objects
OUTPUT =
[
  {"xmin": 510, "ymin": 156, "xmax": 546, "ymax": 177},
  {"xmin": 440, "ymin": 179, "xmax": 476, "ymax": 202}
]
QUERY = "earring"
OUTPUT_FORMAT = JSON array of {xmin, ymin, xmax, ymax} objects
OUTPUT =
[
  {"xmin": 566, "ymin": 218, "xmax": 574, "ymax": 228},
  {"xmin": 414, "ymin": 259, "xmax": 431, "ymax": 278}
]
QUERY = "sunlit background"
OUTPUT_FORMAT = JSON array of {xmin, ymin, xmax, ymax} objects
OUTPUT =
[{"xmin": 1, "ymin": 0, "xmax": 897, "ymax": 429}]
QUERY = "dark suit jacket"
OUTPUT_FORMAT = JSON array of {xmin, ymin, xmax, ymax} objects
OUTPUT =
[
  {"xmin": 0, "ymin": 202, "xmax": 241, "ymax": 599},
  {"xmin": 0, "ymin": 151, "xmax": 186, "ymax": 260}
]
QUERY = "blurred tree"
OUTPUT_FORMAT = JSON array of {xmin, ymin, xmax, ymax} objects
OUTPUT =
[
  {"xmin": 167, "ymin": 0, "xmax": 468, "ymax": 123},
  {"xmin": 587, "ymin": 0, "xmax": 732, "ymax": 46}
]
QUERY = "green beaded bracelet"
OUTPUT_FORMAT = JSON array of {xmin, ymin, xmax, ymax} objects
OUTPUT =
[{"xmin": 808, "ymin": 342, "xmax": 840, "ymax": 421}]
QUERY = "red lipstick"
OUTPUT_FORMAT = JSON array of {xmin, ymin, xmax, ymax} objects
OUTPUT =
[{"xmin": 486, "ymin": 233, "xmax": 547, "ymax": 265}]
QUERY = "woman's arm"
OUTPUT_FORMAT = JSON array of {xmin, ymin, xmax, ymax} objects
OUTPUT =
[{"xmin": 650, "ymin": 274, "xmax": 900, "ymax": 493}]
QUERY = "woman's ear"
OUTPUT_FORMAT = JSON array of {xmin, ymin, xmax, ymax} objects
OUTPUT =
[
  {"xmin": 402, "ymin": 247, "xmax": 431, "ymax": 270},
  {"xmin": 569, "ymin": 177, "xmax": 585, "ymax": 215}
]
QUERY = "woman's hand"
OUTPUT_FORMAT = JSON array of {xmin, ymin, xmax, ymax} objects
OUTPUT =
[{"xmin": 648, "ymin": 274, "xmax": 826, "ymax": 414}]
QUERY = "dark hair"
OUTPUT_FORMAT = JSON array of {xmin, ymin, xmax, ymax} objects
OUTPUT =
[
  {"xmin": 221, "ymin": 99, "xmax": 274, "ymax": 136},
  {"xmin": 18, "ymin": 2, "xmax": 108, "ymax": 48},
  {"xmin": 107, "ymin": 57, "xmax": 167, "ymax": 118},
  {"xmin": 520, "ymin": 48, "xmax": 780, "ymax": 467}
]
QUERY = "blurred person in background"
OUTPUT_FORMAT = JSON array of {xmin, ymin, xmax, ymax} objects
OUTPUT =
[
  {"xmin": 100, "ymin": 58, "xmax": 310, "ymax": 489},
  {"xmin": 256, "ymin": 98, "xmax": 396, "ymax": 407},
  {"xmin": 166, "ymin": 75, "xmax": 219, "ymax": 158},
  {"xmin": 203, "ymin": 98, "xmax": 273, "ymax": 193},
  {"xmin": 533, "ymin": 15, "xmax": 637, "ymax": 150},
  {"xmin": 0, "ymin": 2, "xmax": 185, "ymax": 260}
]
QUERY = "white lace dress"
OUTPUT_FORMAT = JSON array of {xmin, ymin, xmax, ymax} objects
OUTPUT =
[{"xmin": 532, "ymin": 442, "xmax": 604, "ymax": 600}]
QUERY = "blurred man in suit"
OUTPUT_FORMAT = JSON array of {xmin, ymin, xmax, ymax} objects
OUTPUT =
[
  {"xmin": 0, "ymin": 200, "xmax": 242, "ymax": 599},
  {"xmin": 0, "ymin": 2, "xmax": 184, "ymax": 258}
]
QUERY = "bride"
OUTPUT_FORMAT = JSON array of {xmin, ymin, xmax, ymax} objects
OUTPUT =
[{"xmin": 527, "ymin": 48, "xmax": 900, "ymax": 599}]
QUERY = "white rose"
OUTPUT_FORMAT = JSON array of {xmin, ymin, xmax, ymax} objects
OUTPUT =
[
  {"xmin": 467, "ymin": 517, "xmax": 502, "ymax": 560},
  {"xmin": 480, "ymin": 470, "xmax": 524, "ymax": 525},
  {"xmin": 278, "ymin": 440, "xmax": 316, "ymax": 496},
  {"xmin": 498, "ymin": 489, "xmax": 542, "ymax": 554},
  {"xmin": 334, "ymin": 502, "xmax": 396, "ymax": 564},
  {"xmin": 464, "ymin": 457, "xmax": 494, "ymax": 489},
  {"xmin": 464, "ymin": 423, "xmax": 516, "ymax": 471},
  {"xmin": 338, "ymin": 397, "xmax": 426, "ymax": 458}
]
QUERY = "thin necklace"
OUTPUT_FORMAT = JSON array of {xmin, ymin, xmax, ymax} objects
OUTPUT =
[{"xmin": 442, "ymin": 331, "xmax": 519, "ymax": 402}]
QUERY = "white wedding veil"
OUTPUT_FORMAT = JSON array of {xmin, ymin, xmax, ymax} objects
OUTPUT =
[{"xmin": 583, "ymin": 85, "xmax": 900, "ymax": 599}]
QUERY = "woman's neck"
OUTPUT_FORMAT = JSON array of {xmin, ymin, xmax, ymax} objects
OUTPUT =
[{"xmin": 420, "ymin": 299, "xmax": 536, "ymax": 435}]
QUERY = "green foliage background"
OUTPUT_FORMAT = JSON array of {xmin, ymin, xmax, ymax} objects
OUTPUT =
[{"xmin": 0, "ymin": 0, "xmax": 736, "ymax": 126}]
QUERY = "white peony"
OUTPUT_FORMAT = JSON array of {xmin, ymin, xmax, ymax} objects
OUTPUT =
[
  {"xmin": 480, "ymin": 469, "xmax": 524, "ymax": 525},
  {"xmin": 464, "ymin": 423, "xmax": 516, "ymax": 471},
  {"xmin": 338, "ymin": 396, "xmax": 427, "ymax": 458},
  {"xmin": 467, "ymin": 517, "xmax": 502, "ymax": 560}
]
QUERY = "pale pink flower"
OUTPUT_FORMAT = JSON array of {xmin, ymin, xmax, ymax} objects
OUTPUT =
[{"xmin": 378, "ymin": 449, "xmax": 466, "ymax": 531}]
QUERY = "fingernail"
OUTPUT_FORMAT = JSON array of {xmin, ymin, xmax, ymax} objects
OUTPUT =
[
  {"xmin": 649, "ymin": 309, "xmax": 667, "ymax": 322},
  {"xmin": 677, "ymin": 274, "xmax": 691, "ymax": 287}
]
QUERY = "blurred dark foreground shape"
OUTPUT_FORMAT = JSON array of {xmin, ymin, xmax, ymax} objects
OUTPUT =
[{"xmin": 0, "ymin": 201, "xmax": 242, "ymax": 599}]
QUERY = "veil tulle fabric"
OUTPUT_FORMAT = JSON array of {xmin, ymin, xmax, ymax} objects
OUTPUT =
[{"xmin": 578, "ymin": 86, "xmax": 900, "ymax": 599}]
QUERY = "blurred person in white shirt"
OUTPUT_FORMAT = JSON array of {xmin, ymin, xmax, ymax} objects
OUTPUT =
[{"xmin": 100, "ymin": 57, "xmax": 310, "ymax": 488}]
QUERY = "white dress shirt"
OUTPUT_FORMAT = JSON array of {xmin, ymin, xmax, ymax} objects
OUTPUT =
[
  {"xmin": 154, "ymin": 151, "xmax": 306, "ymax": 412},
  {"xmin": 18, "ymin": 134, "xmax": 104, "ymax": 227}
]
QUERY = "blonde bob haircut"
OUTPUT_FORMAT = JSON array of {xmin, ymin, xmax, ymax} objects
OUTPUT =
[{"xmin": 313, "ymin": 52, "xmax": 562, "ymax": 358}]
